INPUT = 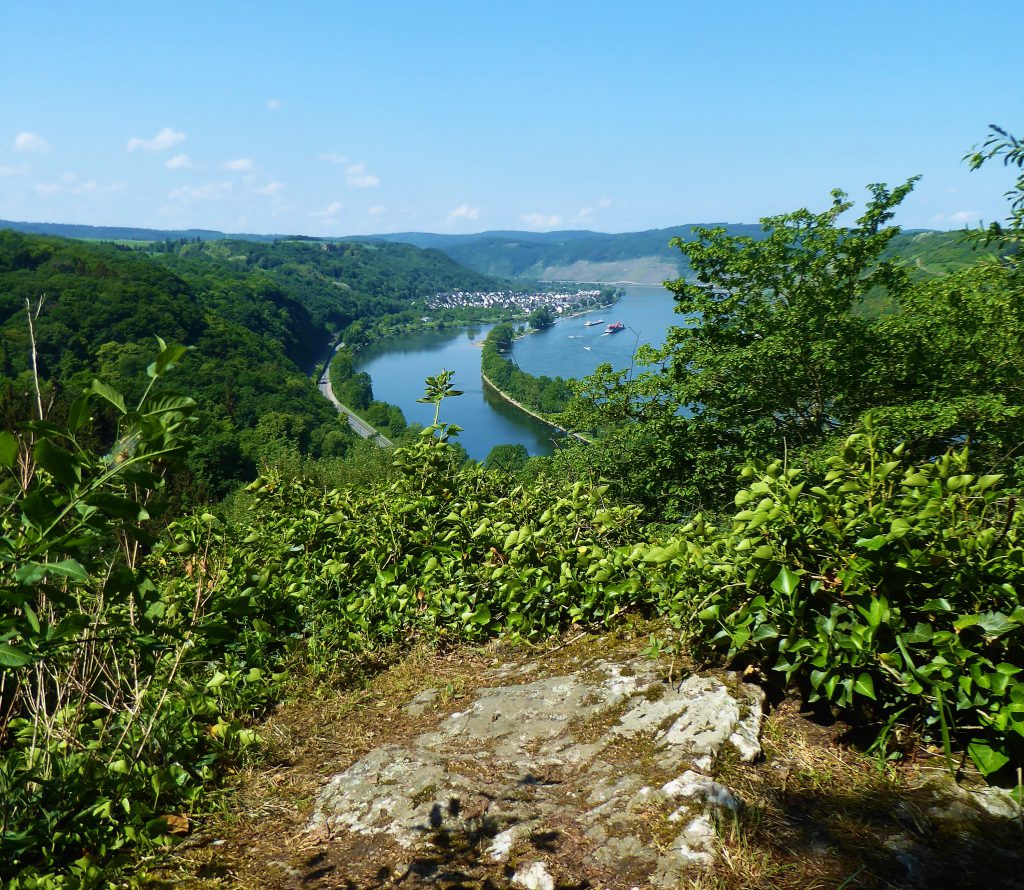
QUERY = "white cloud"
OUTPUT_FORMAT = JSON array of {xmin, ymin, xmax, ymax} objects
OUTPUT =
[
  {"xmin": 168, "ymin": 181, "xmax": 233, "ymax": 203},
  {"xmin": 14, "ymin": 132, "xmax": 50, "ymax": 153},
  {"xmin": 346, "ymin": 161, "xmax": 379, "ymax": 188},
  {"xmin": 0, "ymin": 163, "xmax": 28, "ymax": 176},
  {"xmin": 266, "ymin": 98, "xmax": 283, "ymax": 111},
  {"xmin": 598, "ymin": 197, "xmax": 612, "ymax": 208},
  {"xmin": 221, "ymin": 157, "xmax": 255, "ymax": 171},
  {"xmin": 521, "ymin": 212, "xmax": 562, "ymax": 229},
  {"xmin": 949, "ymin": 210, "xmax": 979, "ymax": 224},
  {"xmin": 34, "ymin": 182, "xmax": 61, "ymax": 196},
  {"xmin": 255, "ymin": 180, "xmax": 285, "ymax": 196},
  {"xmin": 126, "ymin": 127, "xmax": 185, "ymax": 152},
  {"xmin": 447, "ymin": 203, "xmax": 480, "ymax": 222},
  {"xmin": 319, "ymin": 152, "xmax": 347, "ymax": 165},
  {"xmin": 312, "ymin": 201, "xmax": 344, "ymax": 218},
  {"xmin": 368, "ymin": 205, "xmax": 386, "ymax": 217},
  {"xmin": 166, "ymin": 153, "xmax": 192, "ymax": 170},
  {"xmin": 576, "ymin": 207, "xmax": 594, "ymax": 222}
]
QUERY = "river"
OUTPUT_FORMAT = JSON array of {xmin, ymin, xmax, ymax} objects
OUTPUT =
[{"xmin": 354, "ymin": 285, "xmax": 682, "ymax": 461}]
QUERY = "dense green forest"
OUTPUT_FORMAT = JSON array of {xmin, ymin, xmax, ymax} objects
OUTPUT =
[
  {"xmin": 0, "ymin": 233, "xmax": 507, "ymax": 502},
  {"xmin": 1, "ymin": 125, "xmax": 1023, "ymax": 885}
]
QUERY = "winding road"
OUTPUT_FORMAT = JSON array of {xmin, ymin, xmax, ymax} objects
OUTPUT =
[{"xmin": 318, "ymin": 370, "xmax": 394, "ymax": 449}]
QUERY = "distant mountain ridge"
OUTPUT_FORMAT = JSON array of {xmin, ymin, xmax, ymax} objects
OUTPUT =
[{"xmin": 0, "ymin": 218, "xmax": 978, "ymax": 286}]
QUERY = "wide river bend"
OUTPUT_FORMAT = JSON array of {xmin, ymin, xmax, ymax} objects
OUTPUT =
[{"xmin": 355, "ymin": 285, "xmax": 681, "ymax": 461}]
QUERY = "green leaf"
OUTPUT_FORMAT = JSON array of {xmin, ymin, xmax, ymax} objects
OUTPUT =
[
  {"xmin": 0, "ymin": 643, "xmax": 32, "ymax": 667},
  {"xmin": 471, "ymin": 603, "xmax": 492, "ymax": 626},
  {"xmin": 206, "ymin": 671, "xmax": 228, "ymax": 689},
  {"xmin": 771, "ymin": 566, "xmax": 800, "ymax": 597},
  {"xmin": 0, "ymin": 431, "xmax": 18, "ymax": 468},
  {"xmin": 33, "ymin": 438, "xmax": 81, "ymax": 487},
  {"xmin": 967, "ymin": 740, "xmax": 1010, "ymax": 776},
  {"xmin": 148, "ymin": 340, "xmax": 190, "ymax": 379},
  {"xmin": 90, "ymin": 379, "xmax": 127, "ymax": 414},
  {"xmin": 853, "ymin": 673, "xmax": 876, "ymax": 700},
  {"xmin": 15, "ymin": 559, "xmax": 88, "ymax": 585},
  {"xmin": 67, "ymin": 394, "xmax": 93, "ymax": 433}
]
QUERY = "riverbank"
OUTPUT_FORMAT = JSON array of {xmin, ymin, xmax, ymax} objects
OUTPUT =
[{"xmin": 480, "ymin": 372, "xmax": 591, "ymax": 445}]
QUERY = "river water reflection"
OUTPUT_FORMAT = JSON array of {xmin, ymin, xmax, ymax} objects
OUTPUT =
[{"xmin": 355, "ymin": 285, "xmax": 680, "ymax": 461}]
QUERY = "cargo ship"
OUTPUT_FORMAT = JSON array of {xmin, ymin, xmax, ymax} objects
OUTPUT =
[
  {"xmin": 603, "ymin": 321, "xmax": 625, "ymax": 334},
  {"xmin": 584, "ymin": 319, "xmax": 604, "ymax": 327}
]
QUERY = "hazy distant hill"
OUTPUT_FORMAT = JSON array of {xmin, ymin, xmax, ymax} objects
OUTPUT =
[
  {"xmin": 0, "ymin": 218, "xmax": 281, "ymax": 243},
  {"xmin": 358, "ymin": 226, "xmax": 765, "ymax": 284},
  {"xmin": 1, "ymin": 218, "xmax": 986, "ymax": 286},
  {"xmin": 360, "ymin": 226, "xmax": 989, "ymax": 285}
]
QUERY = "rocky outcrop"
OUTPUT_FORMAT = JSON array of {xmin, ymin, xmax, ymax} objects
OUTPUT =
[{"xmin": 307, "ymin": 655, "xmax": 764, "ymax": 887}]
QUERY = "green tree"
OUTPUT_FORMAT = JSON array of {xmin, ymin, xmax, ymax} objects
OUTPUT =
[
  {"xmin": 528, "ymin": 305, "xmax": 555, "ymax": 329},
  {"xmin": 484, "ymin": 443, "xmax": 529, "ymax": 474},
  {"xmin": 564, "ymin": 180, "xmax": 919, "ymax": 511}
]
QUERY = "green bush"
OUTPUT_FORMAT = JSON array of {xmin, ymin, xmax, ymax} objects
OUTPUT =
[{"xmin": 660, "ymin": 426, "xmax": 1024, "ymax": 777}]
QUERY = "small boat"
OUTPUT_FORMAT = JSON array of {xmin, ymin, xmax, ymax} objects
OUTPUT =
[
  {"xmin": 603, "ymin": 321, "xmax": 625, "ymax": 335},
  {"xmin": 583, "ymin": 346, "xmax": 591, "ymax": 351},
  {"xmin": 584, "ymin": 319, "xmax": 604, "ymax": 327}
]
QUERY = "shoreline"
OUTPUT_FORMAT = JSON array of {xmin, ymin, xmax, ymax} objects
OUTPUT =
[{"xmin": 480, "ymin": 372, "xmax": 591, "ymax": 445}]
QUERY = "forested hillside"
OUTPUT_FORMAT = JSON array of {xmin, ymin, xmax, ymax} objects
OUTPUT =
[
  {"xmin": 161, "ymin": 238, "xmax": 504, "ymax": 334},
  {"xmin": 0, "ymin": 232, "xmax": 506, "ymax": 500}
]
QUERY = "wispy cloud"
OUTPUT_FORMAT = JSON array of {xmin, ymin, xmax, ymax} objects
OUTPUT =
[
  {"xmin": 319, "ymin": 152, "xmax": 347, "ymax": 165},
  {"xmin": 948, "ymin": 210, "xmax": 979, "ymax": 224},
  {"xmin": 346, "ymin": 161, "xmax": 379, "ymax": 188},
  {"xmin": 368, "ymin": 205, "xmax": 386, "ymax": 217},
  {"xmin": 127, "ymin": 127, "xmax": 185, "ymax": 152},
  {"xmin": 165, "ymin": 153, "xmax": 192, "ymax": 170},
  {"xmin": 14, "ymin": 132, "xmax": 51, "ymax": 154},
  {"xmin": 0, "ymin": 163, "xmax": 28, "ymax": 176},
  {"xmin": 220, "ymin": 157, "xmax": 255, "ymax": 171},
  {"xmin": 168, "ymin": 181, "xmax": 233, "ymax": 203},
  {"xmin": 34, "ymin": 182, "xmax": 61, "ymax": 196},
  {"xmin": 576, "ymin": 207, "xmax": 594, "ymax": 222},
  {"xmin": 447, "ymin": 203, "xmax": 480, "ymax": 222},
  {"xmin": 312, "ymin": 201, "xmax": 344, "ymax": 218},
  {"xmin": 521, "ymin": 212, "xmax": 562, "ymax": 229},
  {"xmin": 266, "ymin": 98, "xmax": 283, "ymax": 111},
  {"xmin": 255, "ymin": 181, "xmax": 285, "ymax": 196},
  {"xmin": 598, "ymin": 197, "xmax": 612, "ymax": 208}
]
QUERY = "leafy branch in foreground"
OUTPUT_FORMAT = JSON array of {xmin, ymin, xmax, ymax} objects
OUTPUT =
[{"xmin": 966, "ymin": 124, "xmax": 1024, "ymax": 254}]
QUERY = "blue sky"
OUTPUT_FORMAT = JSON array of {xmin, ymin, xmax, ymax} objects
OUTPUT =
[{"xmin": 1, "ymin": 1, "xmax": 1021, "ymax": 236}]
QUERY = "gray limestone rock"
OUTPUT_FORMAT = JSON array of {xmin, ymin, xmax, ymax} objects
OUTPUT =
[{"xmin": 308, "ymin": 656, "xmax": 762, "ymax": 886}]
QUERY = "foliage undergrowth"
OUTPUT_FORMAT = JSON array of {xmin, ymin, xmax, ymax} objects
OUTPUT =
[{"xmin": 4, "ymin": 362, "xmax": 1024, "ymax": 885}]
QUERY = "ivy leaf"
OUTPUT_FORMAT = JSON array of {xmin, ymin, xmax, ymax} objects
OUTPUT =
[
  {"xmin": 771, "ymin": 566, "xmax": 800, "ymax": 597},
  {"xmin": 854, "ymin": 673, "xmax": 876, "ymax": 700},
  {"xmin": 470, "ymin": 603, "xmax": 492, "ymax": 626},
  {"xmin": 967, "ymin": 739, "xmax": 1010, "ymax": 776}
]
